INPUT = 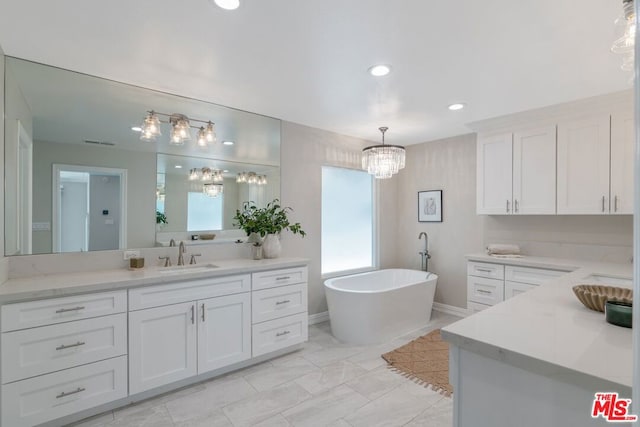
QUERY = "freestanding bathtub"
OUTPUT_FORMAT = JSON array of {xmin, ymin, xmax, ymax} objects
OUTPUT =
[{"xmin": 324, "ymin": 269, "xmax": 438, "ymax": 345}]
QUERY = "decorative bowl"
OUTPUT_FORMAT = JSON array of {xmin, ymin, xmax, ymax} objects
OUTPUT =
[
  {"xmin": 199, "ymin": 234, "xmax": 216, "ymax": 240},
  {"xmin": 572, "ymin": 284, "xmax": 633, "ymax": 312},
  {"xmin": 605, "ymin": 300, "xmax": 632, "ymax": 328}
]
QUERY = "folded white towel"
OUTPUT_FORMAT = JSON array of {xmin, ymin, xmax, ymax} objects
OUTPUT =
[{"xmin": 486, "ymin": 244, "xmax": 521, "ymax": 256}]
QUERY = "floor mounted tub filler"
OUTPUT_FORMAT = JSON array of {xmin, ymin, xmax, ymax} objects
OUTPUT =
[{"xmin": 324, "ymin": 269, "xmax": 438, "ymax": 345}]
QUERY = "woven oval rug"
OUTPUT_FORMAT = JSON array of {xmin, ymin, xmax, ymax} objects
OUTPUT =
[{"xmin": 381, "ymin": 329, "xmax": 453, "ymax": 396}]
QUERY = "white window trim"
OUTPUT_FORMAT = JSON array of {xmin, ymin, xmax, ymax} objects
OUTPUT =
[{"xmin": 320, "ymin": 164, "xmax": 379, "ymax": 277}]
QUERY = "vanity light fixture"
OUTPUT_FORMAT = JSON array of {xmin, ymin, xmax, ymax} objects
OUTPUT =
[
  {"xmin": 236, "ymin": 172, "xmax": 267, "ymax": 185},
  {"xmin": 362, "ymin": 127, "xmax": 405, "ymax": 179},
  {"xmin": 612, "ymin": 0, "xmax": 636, "ymax": 71},
  {"xmin": 213, "ymin": 0, "xmax": 240, "ymax": 10},
  {"xmin": 368, "ymin": 64, "xmax": 391, "ymax": 77},
  {"xmin": 448, "ymin": 103, "xmax": 466, "ymax": 111},
  {"xmin": 189, "ymin": 168, "xmax": 224, "ymax": 183},
  {"xmin": 139, "ymin": 111, "xmax": 217, "ymax": 147}
]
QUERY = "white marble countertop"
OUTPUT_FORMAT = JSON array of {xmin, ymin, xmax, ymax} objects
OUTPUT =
[
  {"xmin": 0, "ymin": 257, "xmax": 309, "ymax": 304},
  {"xmin": 442, "ymin": 256, "xmax": 634, "ymax": 391},
  {"xmin": 465, "ymin": 252, "xmax": 585, "ymax": 271}
]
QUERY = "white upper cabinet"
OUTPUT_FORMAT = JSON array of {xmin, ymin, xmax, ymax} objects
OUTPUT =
[
  {"xmin": 512, "ymin": 126, "xmax": 557, "ymax": 214},
  {"xmin": 610, "ymin": 110, "xmax": 634, "ymax": 214},
  {"xmin": 557, "ymin": 115, "xmax": 611, "ymax": 214},
  {"xmin": 477, "ymin": 134, "xmax": 513, "ymax": 214}
]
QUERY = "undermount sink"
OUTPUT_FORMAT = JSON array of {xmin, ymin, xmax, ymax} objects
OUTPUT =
[
  {"xmin": 158, "ymin": 263, "xmax": 219, "ymax": 274},
  {"xmin": 581, "ymin": 274, "xmax": 633, "ymax": 287}
]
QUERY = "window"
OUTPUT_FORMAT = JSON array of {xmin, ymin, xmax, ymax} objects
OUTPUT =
[
  {"xmin": 187, "ymin": 192, "xmax": 223, "ymax": 231},
  {"xmin": 321, "ymin": 166, "xmax": 374, "ymax": 275}
]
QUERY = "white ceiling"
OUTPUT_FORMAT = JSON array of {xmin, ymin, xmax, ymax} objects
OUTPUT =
[{"xmin": 0, "ymin": 0, "xmax": 630, "ymax": 145}]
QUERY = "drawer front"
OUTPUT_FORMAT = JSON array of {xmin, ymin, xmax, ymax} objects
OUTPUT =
[
  {"xmin": 467, "ymin": 301, "xmax": 491, "ymax": 315},
  {"xmin": 252, "ymin": 283, "xmax": 308, "ymax": 323},
  {"xmin": 252, "ymin": 266, "xmax": 308, "ymax": 291},
  {"xmin": 505, "ymin": 265, "xmax": 568, "ymax": 286},
  {"xmin": 1, "ymin": 356, "xmax": 127, "ymax": 427},
  {"xmin": 2, "ymin": 314, "xmax": 127, "ymax": 384},
  {"xmin": 129, "ymin": 274, "xmax": 251, "ymax": 310},
  {"xmin": 467, "ymin": 261, "xmax": 504, "ymax": 280},
  {"xmin": 1, "ymin": 291, "xmax": 127, "ymax": 332},
  {"xmin": 505, "ymin": 281, "xmax": 537, "ymax": 300},
  {"xmin": 252, "ymin": 312, "xmax": 308, "ymax": 357},
  {"xmin": 467, "ymin": 276, "xmax": 504, "ymax": 306}
]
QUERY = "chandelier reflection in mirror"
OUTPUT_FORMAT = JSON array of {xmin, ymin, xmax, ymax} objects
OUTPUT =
[
  {"xmin": 611, "ymin": 0, "xmax": 636, "ymax": 72},
  {"xmin": 188, "ymin": 168, "xmax": 224, "ymax": 197},
  {"xmin": 139, "ymin": 111, "xmax": 217, "ymax": 147},
  {"xmin": 236, "ymin": 172, "xmax": 268, "ymax": 185},
  {"xmin": 362, "ymin": 127, "xmax": 406, "ymax": 179}
]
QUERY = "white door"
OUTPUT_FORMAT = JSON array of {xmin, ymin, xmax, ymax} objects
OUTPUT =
[
  {"xmin": 477, "ymin": 133, "xmax": 513, "ymax": 214},
  {"xmin": 512, "ymin": 126, "xmax": 556, "ymax": 214},
  {"xmin": 610, "ymin": 110, "xmax": 634, "ymax": 214},
  {"xmin": 129, "ymin": 302, "xmax": 197, "ymax": 394},
  {"xmin": 197, "ymin": 293, "xmax": 251, "ymax": 374},
  {"xmin": 557, "ymin": 115, "xmax": 611, "ymax": 214}
]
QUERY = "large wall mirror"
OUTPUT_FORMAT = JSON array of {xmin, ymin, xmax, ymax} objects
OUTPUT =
[{"xmin": 4, "ymin": 57, "xmax": 281, "ymax": 255}]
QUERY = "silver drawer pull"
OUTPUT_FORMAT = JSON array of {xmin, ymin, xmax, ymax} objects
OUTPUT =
[
  {"xmin": 56, "ymin": 341, "xmax": 85, "ymax": 351},
  {"xmin": 56, "ymin": 387, "xmax": 86, "ymax": 399},
  {"xmin": 476, "ymin": 268, "xmax": 492, "ymax": 273},
  {"xmin": 275, "ymin": 300, "xmax": 291, "ymax": 305},
  {"xmin": 477, "ymin": 289, "xmax": 492, "ymax": 295},
  {"xmin": 55, "ymin": 306, "xmax": 85, "ymax": 314},
  {"xmin": 276, "ymin": 330, "xmax": 291, "ymax": 337},
  {"xmin": 276, "ymin": 276, "xmax": 291, "ymax": 281}
]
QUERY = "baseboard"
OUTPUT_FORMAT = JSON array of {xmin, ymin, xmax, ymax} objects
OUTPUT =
[
  {"xmin": 433, "ymin": 302, "xmax": 468, "ymax": 318},
  {"xmin": 308, "ymin": 311, "xmax": 330, "ymax": 325}
]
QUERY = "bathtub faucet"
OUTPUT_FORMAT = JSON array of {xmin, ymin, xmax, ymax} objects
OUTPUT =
[{"xmin": 418, "ymin": 232, "xmax": 431, "ymax": 272}]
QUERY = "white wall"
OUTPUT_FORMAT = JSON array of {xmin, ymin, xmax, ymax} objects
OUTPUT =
[
  {"xmin": 279, "ymin": 121, "xmax": 397, "ymax": 315},
  {"xmin": 0, "ymin": 44, "xmax": 8, "ymax": 281}
]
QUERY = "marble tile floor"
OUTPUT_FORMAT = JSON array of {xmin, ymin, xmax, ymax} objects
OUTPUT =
[{"xmin": 71, "ymin": 311, "xmax": 461, "ymax": 427}]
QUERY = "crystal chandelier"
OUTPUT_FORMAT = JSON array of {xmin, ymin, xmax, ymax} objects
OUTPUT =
[
  {"xmin": 203, "ymin": 183, "xmax": 224, "ymax": 198},
  {"xmin": 362, "ymin": 127, "xmax": 406, "ymax": 179},
  {"xmin": 611, "ymin": 0, "xmax": 636, "ymax": 72},
  {"xmin": 138, "ymin": 111, "xmax": 217, "ymax": 147},
  {"xmin": 189, "ymin": 168, "xmax": 224, "ymax": 183}
]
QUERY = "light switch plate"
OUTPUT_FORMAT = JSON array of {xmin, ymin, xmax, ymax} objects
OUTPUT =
[{"xmin": 123, "ymin": 250, "xmax": 140, "ymax": 260}]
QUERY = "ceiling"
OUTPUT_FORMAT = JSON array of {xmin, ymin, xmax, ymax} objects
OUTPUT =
[{"xmin": 0, "ymin": 0, "xmax": 630, "ymax": 145}]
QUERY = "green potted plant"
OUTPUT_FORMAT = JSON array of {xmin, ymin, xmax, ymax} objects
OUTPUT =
[
  {"xmin": 156, "ymin": 210, "xmax": 168, "ymax": 231},
  {"xmin": 233, "ymin": 199, "xmax": 305, "ymax": 258}
]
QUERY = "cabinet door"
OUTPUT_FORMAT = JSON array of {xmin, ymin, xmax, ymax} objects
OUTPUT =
[
  {"xmin": 557, "ymin": 115, "xmax": 611, "ymax": 214},
  {"xmin": 513, "ymin": 126, "xmax": 556, "ymax": 214},
  {"xmin": 610, "ymin": 110, "xmax": 634, "ymax": 214},
  {"xmin": 129, "ymin": 302, "xmax": 197, "ymax": 394},
  {"xmin": 504, "ymin": 281, "xmax": 537, "ymax": 300},
  {"xmin": 197, "ymin": 293, "xmax": 251, "ymax": 374},
  {"xmin": 477, "ymin": 133, "xmax": 513, "ymax": 214}
]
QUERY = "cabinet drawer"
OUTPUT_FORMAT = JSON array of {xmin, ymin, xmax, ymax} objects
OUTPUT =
[
  {"xmin": 252, "ymin": 266, "xmax": 308, "ymax": 291},
  {"xmin": 505, "ymin": 281, "xmax": 537, "ymax": 300},
  {"xmin": 129, "ymin": 274, "xmax": 251, "ymax": 310},
  {"xmin": 252, "ymin": 283, "xmax": 308, "ymax": 323},
  {"xmin": 1, "ymin": 291, "xmax": 127, "ymax": 332},
  {"xmin": 1, "ymin": 356, "xmax": 127, "ymax": 427},
  {"xmin": 252, "ymin": 313, "xmax": 308, "ymax": 357},
  {"xmin": 467, "ymin": 301, "xmax": 491, "ymax": 315},
  {"xmin": 2, "ymin": 314, "xmax": 127, "ymax": 384},
  {"xmin": 467, "ymin": 276, "xmax": 504, "ymax": 306},
  {"xmin": 467, "ymin": 262, "xmax": 504, "ymax": 280},
  {"xmin": 505, "ymin": 265, "xmax": 569, "ymax": 286}
]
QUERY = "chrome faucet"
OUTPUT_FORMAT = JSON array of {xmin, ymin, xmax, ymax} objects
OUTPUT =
[
  {"xmin": 418, "ymin": 232, "xmax": 431, "ymax": 271},
  {"xmin": 169, "ymin": 238, "xmax": 176, "ymax": 247},
  {"xmin": 177, "ymin": 241, "xmax": 186, "ymax": 266}
]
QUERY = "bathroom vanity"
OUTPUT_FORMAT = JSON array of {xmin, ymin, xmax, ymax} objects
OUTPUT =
[
  {"xmin": 444, "ymin": 255, "xmax": 633, "ymax": 427},
  {"xmin": 0, "ymin": 258, "xmax": 308, "ymax": 427}
]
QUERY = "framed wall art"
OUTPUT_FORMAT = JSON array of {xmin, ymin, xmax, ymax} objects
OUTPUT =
[{"xmin": 418, "ymin": 190, "xmax": 443, "ymax": 222}]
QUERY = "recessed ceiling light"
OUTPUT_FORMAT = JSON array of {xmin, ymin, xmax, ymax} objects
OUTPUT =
[
  {"xmin": 448, "ymin": 103, "xmax": 466, "ymax": 111},
  {"xmin": 223, "ymin": 141, "xmax": 235, "ymax": 146},
  {"xmin": 368, "ymin": 64, "xmax": 392, "ymax": 77},
  {"xmin": 213, "ymin": 0, "xmax": 240, "ymax": 10},
  {"xmin": 174, "ymin": 165, "xmax": 183, "ymax": 169},
  {"xmin": 223, "ymin": 170, "xmax": 229, "ymax": 173},
  {"xmin": 131, "ymin": 126, "xmax": 142, "ymax": 132}
]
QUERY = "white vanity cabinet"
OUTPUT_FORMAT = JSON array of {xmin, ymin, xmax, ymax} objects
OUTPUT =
[
  {"xmin": 128, "ymin": 275, "xmax": 252, "ymax": 394},
  {"xmin": 467, "ymin": 260, "xmax": 570, "ymax": 313},
  {"xmin": 0, "ymin": 291, "xmax": 128, "ymax": 427}
]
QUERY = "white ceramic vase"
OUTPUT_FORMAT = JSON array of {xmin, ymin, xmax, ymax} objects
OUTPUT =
[
  {"xmin": 247, "ymin": 232, "xmax": 262, "ymax": 244},
  {"xmin": 262, "ymin": 234, "xmax": 281, "ymax": 258}
]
